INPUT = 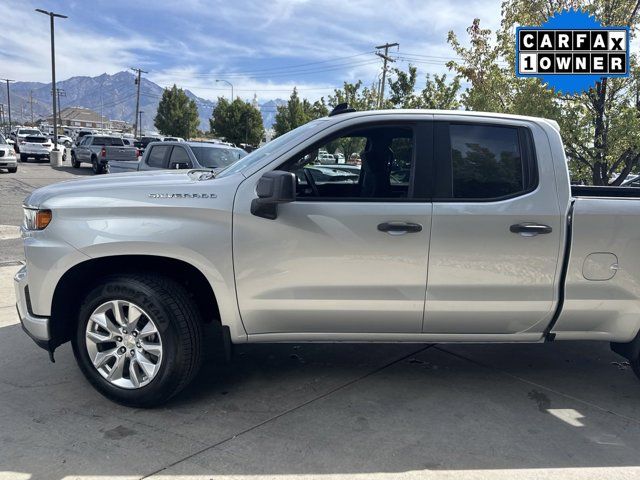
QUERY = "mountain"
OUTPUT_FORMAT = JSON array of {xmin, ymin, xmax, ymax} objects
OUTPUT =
[
  {"xmin": 1, "ymin": 71, "xmax": 284, "ymax": 132},
  {"xmin": 259, "ymin": 99, "xmax": 287, "ymax": 130}
]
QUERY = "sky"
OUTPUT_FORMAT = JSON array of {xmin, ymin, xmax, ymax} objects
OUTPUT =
[{"xmin": 0, "ymin": 0, "xmax": 503, "ymax": 103}]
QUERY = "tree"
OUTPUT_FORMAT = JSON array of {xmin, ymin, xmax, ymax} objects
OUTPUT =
[
  {"xmin": 386, "ymin": 66, "xmax": 461, "ymax": 109},
  {"xmin": 273, "ymin": 88, "xmax": 328, "ymax": 137},
  {"xmin": 329, "ymin": 80, "xmax": 380, "ymax": 110},
  {"xmin": 419, "ymin": 74, "xmax": 462, "ymax": 110},
  {"xmin": 447, "ymin": 1, "xmax": 640, "ymax": 185},
  {"xmin": 154, "ymin": 84, "xmax": 200, "ymax": 139},
  {"xmin": 210, "ymin": 98, "xmax": 264, "ymax": 146}
]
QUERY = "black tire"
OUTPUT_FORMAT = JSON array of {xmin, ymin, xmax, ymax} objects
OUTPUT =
[
  {"xmin": 72, "ymin": 274, "xmax": 203, "ymax": 407},
  {"xmin": 19, "ymin": 154, "xmax": 27, "ymax": 163},
  {"xmin": 632, "ymin": 355, "xmax": 640, "ymax": 381},
  {"xmin": 71, "ymin": 152, "xmax": 80, "ymax": 168},
  {"xmin": 8, "ymin": 166, "xmax": 17, "ymax": 173},
  {"xmin": 91, "ymin": 156, "xmax": 104, "ymax": 174}
]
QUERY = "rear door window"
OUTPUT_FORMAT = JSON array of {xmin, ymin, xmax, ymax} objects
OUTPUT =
[
  {"xmin": 146, "ymin": 145, "xmax": 171, "ymax": 168},
  {"xmin": 447, "ymin": 124, "xmax": 535, "ymax": 200}
]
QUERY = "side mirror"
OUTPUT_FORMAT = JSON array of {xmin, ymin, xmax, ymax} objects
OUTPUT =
[{"xmin": 251, "ymin": 170, "xmax": 296, "ymax": 220}]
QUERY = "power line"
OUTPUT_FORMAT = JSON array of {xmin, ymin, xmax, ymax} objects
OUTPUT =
[{"xmin": 182, "ymin": 51, "xmax": 374, "ymax": 78}]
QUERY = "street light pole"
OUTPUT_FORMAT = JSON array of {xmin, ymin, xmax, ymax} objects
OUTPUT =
[
  {"xmin": 215, "ymin": 79, "xmax": 234, "ymax": 101},
  {"xmin": 36, "ymin": 8, "xmax": 67, "ymax": 151}
]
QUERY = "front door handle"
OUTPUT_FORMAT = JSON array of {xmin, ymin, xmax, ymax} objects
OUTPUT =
[
  {"xmin": 378, "ymin": 222, "xmax": 423, "ymax": 235},
  {"xmin": 510, "ymin": 223, "xmax": 553, "ymax": 236}
]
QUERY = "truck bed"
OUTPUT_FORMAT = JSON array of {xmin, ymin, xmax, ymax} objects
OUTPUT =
[{"xmin": 551, "ymin": 193, "xmax": 640, "ymax": 342}]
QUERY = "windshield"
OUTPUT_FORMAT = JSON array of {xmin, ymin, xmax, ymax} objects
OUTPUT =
[
  {"xmin": 191, "ymin": 146, "xmax": 239, "ymax": 168},
  {"xmin": 92, "ymin": 137, "xmax": 124, "ymax": 146},
  {"xmin": 216, "ymin": 120, "xmax": 326, "ymax": 177},
  {"xmin": 19, "ymin": 129, "xmax": 40, "ymax": 136}
]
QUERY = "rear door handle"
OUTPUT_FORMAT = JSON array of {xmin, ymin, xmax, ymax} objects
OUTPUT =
[
  {"xmin": 510, "ymin": 223, "xmax": 553, "ymax": 236},
  {"xmin": 378, "ymin": 222, "xmax": 423, "ymax": 235}
]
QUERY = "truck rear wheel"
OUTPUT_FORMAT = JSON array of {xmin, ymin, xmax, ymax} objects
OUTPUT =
[
  {"xmin": 91, "ymin": 156, "xmax": 104, "ymax": 174},
  {"xmin": 72, "ymin": 274, "xmax": 203, "ymax": 407}
]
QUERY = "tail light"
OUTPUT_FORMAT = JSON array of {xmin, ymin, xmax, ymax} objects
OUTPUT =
[
  {"xmin": 101, "ymin": 147, "xmax": 106, "ymax": 158},
  {"xmin": 136, "ymin": 148, "xmax": 141, "ymax": 157}
]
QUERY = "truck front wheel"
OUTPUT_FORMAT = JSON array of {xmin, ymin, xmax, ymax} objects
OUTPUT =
[
  {"xmin": 72, "ymin": 274, "xmax": 203, "ymax": 407},
  {"xmin": 71, "ymin": 152, "xmax": 81, "ymax": 168}
]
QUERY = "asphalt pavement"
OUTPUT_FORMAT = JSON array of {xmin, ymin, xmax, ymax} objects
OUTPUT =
[{"xmin": 1, "ymin": 162, "xmax": 640, "ymax": 480}]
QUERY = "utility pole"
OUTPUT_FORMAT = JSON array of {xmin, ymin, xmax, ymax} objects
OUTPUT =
[
  {"xmin": 0, "ymin": 104, "xmax": 4, "ymax": 131},
  {"xmin": 1, "ymin": 79, "xmax": 14, "ymax": 132},
  {"xmin": 36, "ymin": 8, "xmax": 67, "ymax": 153},
  {"xmin": 29, "ymin": 90, "xmax": 34, "ymax": 124},
  {"xmin": 138, "ymin": 110, "xmax": 144, "ymax": 137},
  {"xmin": 55, "ymin": 88, "xmax": 65, "ymax": 126},
  {"xmin": 375, "ymin": 42, "xmax": 398, "ymax": 109},
  {"xmin": 131, "ymin": 67, "xmax": 148, "ymax": 138}
]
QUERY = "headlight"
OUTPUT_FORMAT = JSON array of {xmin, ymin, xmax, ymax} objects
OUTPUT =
[{"xmin": 23, "ymin": 207, "xmax": 52, "ymax": 231}]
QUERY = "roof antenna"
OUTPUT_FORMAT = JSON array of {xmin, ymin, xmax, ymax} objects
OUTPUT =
[{"xmin": 329, "ymin": 103, "xmax": 356, "ymax": 116}]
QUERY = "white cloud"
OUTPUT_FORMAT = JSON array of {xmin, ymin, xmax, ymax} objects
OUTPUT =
[{"xmin": 0, "ymin": 0, "xmax": 503, "ymax": 102}]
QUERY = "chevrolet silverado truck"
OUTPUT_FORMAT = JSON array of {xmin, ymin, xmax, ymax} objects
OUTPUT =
[
  {"xmin": 15, "ymin": 108, "xmax": 640, "ymax": 407},
  {"xmin": 70, "ymin": 135, "xmax": 138, "ymax": 174}
]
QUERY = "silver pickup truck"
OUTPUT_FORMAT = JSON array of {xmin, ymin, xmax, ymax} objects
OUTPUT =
[
  {"xmin": 71, "ymin": 135, "xmax": 138, "ymax": 174},
  {"xmin": 14, "ymin": 109, "xmax": 640, "ymax": 407},
  {"xmin": 108, "ymin": 141, "xmax": 246, "ymax": 174}
]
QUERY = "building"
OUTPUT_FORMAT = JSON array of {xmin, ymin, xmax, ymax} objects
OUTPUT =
[
  {"xmin": 108, "ymin": 119, "xmax": 133, "ymax": 133},
  {"xmin": 45, "ymin": 107, "xmax": 109, "ymax": 129}
]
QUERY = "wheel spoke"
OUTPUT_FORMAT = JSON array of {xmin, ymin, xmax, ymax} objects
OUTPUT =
[
  {"xmin": 86, "ymin": 329, "xmax": 112, "ymax": 344},
  {"xmin": 139, "ymin": 321, "xmax": 159, "ymax": 338},
  {"xmin": 126, "ymin": 303, "xmax": 143, "ymax": 331},
  {"xmin": 90, "ymin": 312, "xmax": 120, "ymax": 336},
  {"xmin": 110, "ymin": 301, "xmax": 126, "ymax": 327},
  {"xmin": 140, "ymin": 340, "xmax": 162, "ymax": 356},
  {"xmin": 129, "ymin": 358, "xmax": 142, "ymax": 388},
  {"xmin": 93, "ymin": 347, "xmax": 117, "ymax": 369},
  {"xmin": 106, "ymin": 353, "xmax": 126, "ymax": 382},
  {"xmin": 136, "ymin": 352, "xmax": 158, "ymax": 378}
]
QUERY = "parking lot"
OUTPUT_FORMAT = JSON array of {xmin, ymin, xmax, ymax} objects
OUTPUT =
[{"xmin": 2, "ymin": 163, "xmax": 640, "ymax": 479}]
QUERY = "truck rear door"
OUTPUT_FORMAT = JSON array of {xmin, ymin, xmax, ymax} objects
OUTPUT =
[{"xmin": 424, "ymin": 118, "xmax": 563, "ymax": 335}]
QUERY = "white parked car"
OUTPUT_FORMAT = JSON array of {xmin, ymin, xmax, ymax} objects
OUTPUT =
[
  {"xmin": 18, "ymin": 135, "xmax": 53, "ymax": 162},
  {"xmin": 12, "ymin": 127, "xmax": 43, "ymax": 152},
  {"xmin": 0, "ymin": 133, "xmax": 17, "ymax": 173}
]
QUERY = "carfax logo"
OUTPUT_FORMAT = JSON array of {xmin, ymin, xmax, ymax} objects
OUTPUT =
[{"xmin": 516, "ymin": 9, "xmax": 630, "ymax": 94}]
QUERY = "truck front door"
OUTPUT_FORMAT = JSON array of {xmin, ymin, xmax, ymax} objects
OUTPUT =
[{"xmin": 233, "ymin": 121, "xmax": 434, "ymax": 335}]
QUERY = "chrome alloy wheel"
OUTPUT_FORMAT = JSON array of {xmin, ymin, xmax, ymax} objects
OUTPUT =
[{"xmin": 85, "ymin": 300, "xmax": 163, "ymax": 389}]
